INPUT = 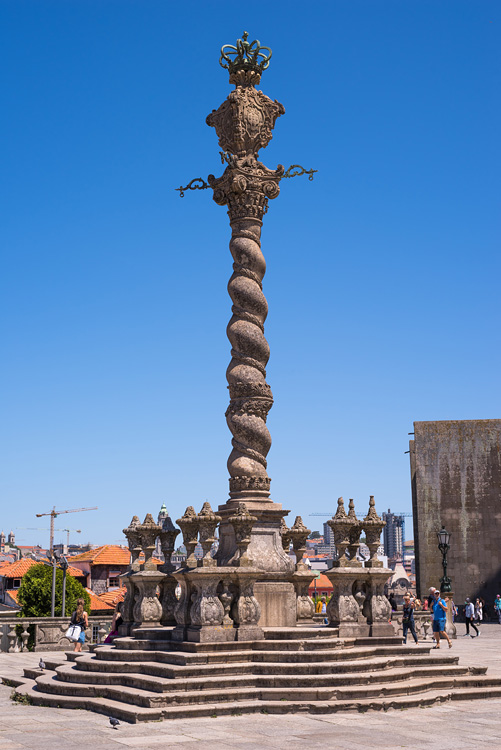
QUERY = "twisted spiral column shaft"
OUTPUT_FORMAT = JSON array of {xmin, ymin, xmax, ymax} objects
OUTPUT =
[{"xmin": 226, "ymin": 216, "xmax": 273, "ymax": 499}]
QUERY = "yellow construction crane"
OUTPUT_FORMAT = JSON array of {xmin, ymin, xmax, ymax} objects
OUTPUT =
[{"xmin": 35, "ymin": 506, "xmax": 98, "ymax": 555}]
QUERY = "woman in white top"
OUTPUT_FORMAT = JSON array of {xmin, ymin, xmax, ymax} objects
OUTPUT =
[{"xmin": 475, "ymin": 598, "xmax": 483, "ymax": 622}]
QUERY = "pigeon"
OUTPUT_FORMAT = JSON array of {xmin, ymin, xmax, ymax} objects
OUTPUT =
[
  {"xmin": 38, "ymin": 658, "xmax": 45, "ymax": 671},
  {"xmin": 109, "ymin": 717, "xmax": 120, "ymax": 729}
]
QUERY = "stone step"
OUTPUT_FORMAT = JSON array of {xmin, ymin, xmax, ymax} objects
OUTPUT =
[
  {"xmin": 91, "ymin": 643, "xmax": 433, "ymax": 667},
  {"xmin": 49, "ymin": 662, "xmax": 478, "ymax": 695},
  {"xmin": 15, "ymin": 676, "xmax": 501, "ymax": 722},
  {"xmin": 262, "ymin": 627, "xmax": 340, "ymax": 640},
  {"xmin": 33, "ymin": 669, "xmax": 501, "ymax": 710},
  {"xmin": 71, "ymin": 651, "xmax": 460, "ymax": 680}
]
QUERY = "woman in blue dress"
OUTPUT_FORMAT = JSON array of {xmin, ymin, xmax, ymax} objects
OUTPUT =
[{"xmin": 432, "ymin": 590, "xmax": 452, "ymax": 649}]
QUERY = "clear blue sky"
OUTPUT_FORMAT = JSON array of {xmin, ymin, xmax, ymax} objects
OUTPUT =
[{"xmin": 1, "ymin": 1, "xmax": 499, "ymax": 550}]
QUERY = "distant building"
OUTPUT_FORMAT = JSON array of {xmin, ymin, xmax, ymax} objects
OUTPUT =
[
  {"xmin": 382, "ymin": 510, "xmax": 405, "ymax": 562},
  {"xmin": 322, "ymin": 522, "xmax": 337, "ymax": 557},
  {"xmin": 69, "ymin": 545, "xmax": 160, "ymax": 594}
]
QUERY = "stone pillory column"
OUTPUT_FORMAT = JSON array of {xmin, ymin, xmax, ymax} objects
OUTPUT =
[
  {"xmin": 205, "ymin": 34, "xmax": 284, "ymax": 504},
  {"xmin": 177, "ymin": 33, "xmax": 316, "ymax": 626}
]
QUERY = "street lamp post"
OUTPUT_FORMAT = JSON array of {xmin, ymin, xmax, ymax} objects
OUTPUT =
[
  {"xmin": 437, "ymin": 525, "xmax": 452, "ymax": 593},
  {"xmin": 437, "ymin": 525, "xmax": 456, "ymax": 639}
]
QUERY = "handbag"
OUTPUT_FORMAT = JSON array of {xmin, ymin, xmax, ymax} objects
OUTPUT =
[{"xmin": 65, "ymin": 624, "xmax": 82, "ymax": 642}]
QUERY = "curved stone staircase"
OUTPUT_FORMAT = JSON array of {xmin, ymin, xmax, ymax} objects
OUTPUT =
[{"xmin": 13, "ymin": 628, "xmax": 501, "ymax": 722}]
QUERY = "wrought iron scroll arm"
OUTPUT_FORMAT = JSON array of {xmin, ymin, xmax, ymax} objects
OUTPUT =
[
  {"xmin": 175, "ymin": 178, "xmax": 210, "ymax": 198},
  {"xmin": 282, "ymin": 164, "xmax": 318, "ymax": 181}
]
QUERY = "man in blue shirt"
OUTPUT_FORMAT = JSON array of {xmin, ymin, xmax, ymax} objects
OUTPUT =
[{"xmin": 432, "ymin": 590, "xmax": 452, "ymax": 649}]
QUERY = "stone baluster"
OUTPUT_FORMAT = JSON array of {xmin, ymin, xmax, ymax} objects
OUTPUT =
[
  {"xmin": 288, "ymin": 516, "xmax": 310, "ymax": 571},
  {"xmin": 362, "ymin": 496, "xmax": 385, "ymax": 568},
  {"xmin": 177, "ymin": 506, "xmax": 200, "ymax": 568},
  {"xmin": 98, "ymin": 624, "xmax": 108, "ymax": 644},
  {"xmin": 228, "ymin": 503, "xmax": 257, "ymax": 566},
  {"xmin": 7, "ymin": 624, "xmax": 17, "ymax": 653},
  {"xmin": 197, "ymin": 502, "xmax": 221, "ymax": 568},
  {"xmin": 20, "ymin": 623, "xmax": 30, "ymax": 652}
]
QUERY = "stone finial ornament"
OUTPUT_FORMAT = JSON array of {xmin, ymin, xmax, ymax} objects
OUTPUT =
[
  {"xmin": 280, "ymin": 517, "xmax": 291, "ymax": 552},
  {"xmin": 197, "ymin": 502, "xmax": 221, "ymax": 567},
  {"xmin": 362, "ymin": 496, "xmax": 385, "ymax": 568},
  {"xmin": 327, "ymin": 497, "xmax": 353, "ymax": 567},
  {"xmin": 346, "ymin": 499, "xmax": 363, "ymax": 566},
  {"xmin": 289, "ymin": 516, "xmax": 311, "ymax": 570},
  {"xmin": 122, "ymin": 515, "xmax": 142, "ymax": 572},
  {"xmin": 136, "ymin": 513, "xmax": 162, "ymax": 571},
  {"xmin": 176, "ymin": 506, "xmax": 200, "ymax": 568},
  {"xmin": 158, "ymin": 511, "xmax": 180, "ymax": 574},
  {"xmin": 228, "ymin": 503, "xmax": 257, "ymax": 566}
]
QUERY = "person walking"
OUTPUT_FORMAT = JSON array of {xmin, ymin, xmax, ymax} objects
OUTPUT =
[
  {"xmin": 431, "ymin": 590, "xmax": 452, "ymax": 649},
  {"xmin": 475, "ymin": 598, "xmax": 483, "ymax": 626},
  {"xmin": 464, "ymin": 597, "xmax": 479, "ymax": 637},
  {"xmin": 494, "ymin": 594, "xmax": 501, "ymax": 624},
  {"xmin": 402, "ymin": 594, "xmax": 418, "ymax": 644},
  {"xmin": 70, "ymin": 597, "xmax": 89, "ymax": 652}
]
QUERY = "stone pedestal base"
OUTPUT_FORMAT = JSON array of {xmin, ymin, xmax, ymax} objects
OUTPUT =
[
  {"xmin": 324, "ymin": 566, "xmax": 392, "ymax": 637},
  {"xmin": 172, "ymin": 566, "xmax": 263, "ymax": 643},
  {"xmin": 130, "ymin": 570, "xmax": 165, "ymax": 629},
  {"xmin": 253, "ymin": 581, "xmax": 296, "ymax": 627},
  {"xmin": 292, "ymin": 570, "xmax": 316, "ymax": 624}
]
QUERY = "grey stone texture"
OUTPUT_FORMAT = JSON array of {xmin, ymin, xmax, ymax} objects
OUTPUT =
[{"xmin": 410, "ymin": 419, "xmax": 501, "ymax": 605}]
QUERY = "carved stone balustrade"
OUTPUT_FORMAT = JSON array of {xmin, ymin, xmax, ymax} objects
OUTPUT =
[
  {"xmin": 324, "ymin": 496, "xmax": 393, "ymax": 637},
  {"xmin": 177, "ymin": 506, "xmax": 200, "ymax": 568}
]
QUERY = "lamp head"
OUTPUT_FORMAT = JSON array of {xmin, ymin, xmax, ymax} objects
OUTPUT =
[{"xmin": 437, "ymin": 525, "xmax": 450, "ymax": 548}]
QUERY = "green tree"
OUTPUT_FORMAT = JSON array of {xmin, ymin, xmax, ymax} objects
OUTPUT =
[{"xmin": 17, "ymin": 564, "xmax": 90, "ymax": 618}]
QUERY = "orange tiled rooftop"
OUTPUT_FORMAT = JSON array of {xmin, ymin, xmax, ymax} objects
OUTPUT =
[{"xmin": 69, "ymin": 544, "xmax": 161, "ymax": 566}]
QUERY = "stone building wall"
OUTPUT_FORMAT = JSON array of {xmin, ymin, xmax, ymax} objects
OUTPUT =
[{"xmin": 410, "ymin": 420, "xmax": 501, "ymax": 609}]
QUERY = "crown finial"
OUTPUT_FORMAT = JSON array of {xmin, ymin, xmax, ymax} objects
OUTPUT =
[{"xmin": 219, "ymin": 31, "xmax": 272, "ymax": 76}]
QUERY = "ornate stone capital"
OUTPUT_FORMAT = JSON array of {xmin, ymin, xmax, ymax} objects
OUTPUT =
[
  {"xmin": 136, "ymin": 513, "xmax": 162, "ymax": 571},
  {"xmin": 289, "ymin": 516, "xmax": 311, "ymax": 570},
  {"xmin": 228, "ymin": 503, "xmax": 257, "ymax": 566}
]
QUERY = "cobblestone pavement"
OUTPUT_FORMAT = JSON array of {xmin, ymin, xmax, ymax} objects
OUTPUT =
[{"xmin": 0, "ymin": 623, "xmax": 500, "ymax": 749}]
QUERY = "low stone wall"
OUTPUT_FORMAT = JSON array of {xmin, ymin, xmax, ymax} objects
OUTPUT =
[
  {"xmin": 0, "ymin": 616, "xmax": 113, "ymax": 653},
  {"xmin": 391, "ymin": 610, "xmax": 435, "ymax": 639}
]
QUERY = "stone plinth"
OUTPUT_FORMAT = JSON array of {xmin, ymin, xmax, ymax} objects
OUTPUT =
[
  {"xmin": 444, "ymin": 591, "xmax": 457, "ymax": 640},
  {"xmin": 130, "ymin": 570, "xmax": 165, "ymax": 629},
  {"xmin": 292, "ymin": 570, "xmax": 316, "ymax": 623},
  {"xmin": 172, "ymin": 566, "xmax": 263, "ymax": 643},
  {"xmin": 324, "ymin": 566, "xmax": 393, "ymax": 638}
]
